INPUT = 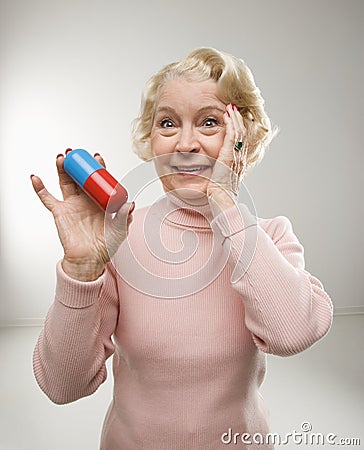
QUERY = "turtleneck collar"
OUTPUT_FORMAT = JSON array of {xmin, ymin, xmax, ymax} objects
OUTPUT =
[{"xmin": 157, "ymin": 191, "xmax": 213, "ymax": 230}]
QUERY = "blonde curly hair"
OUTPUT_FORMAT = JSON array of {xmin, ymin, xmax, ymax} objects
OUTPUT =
[{"xmin": 131, "ymin": 47, "xmax": 277, "ymax": 173}]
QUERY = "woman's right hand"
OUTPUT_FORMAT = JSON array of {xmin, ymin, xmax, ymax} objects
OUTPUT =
[{"xmin": 31, "ymin": 150, "xmax": 134, "ymax": 281}]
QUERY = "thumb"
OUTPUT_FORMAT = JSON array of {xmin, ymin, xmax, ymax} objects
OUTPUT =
[
  {"xmin": 31, "ymin": 175, "xmax": 59, "ymax": 212},
  {"xmin": 113, "ymin": 201, "xmax": 135, "ymax": 229}
]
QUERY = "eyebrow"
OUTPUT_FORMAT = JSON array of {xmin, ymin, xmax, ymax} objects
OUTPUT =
[{"xmin": 155, "ymin": 105, "xmax": 225, "ymax": 115}]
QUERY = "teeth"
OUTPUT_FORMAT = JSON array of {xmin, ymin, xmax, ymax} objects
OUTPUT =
[{"xmin": 174, "ymin": 166, "xmax": 207, "ymax": 172}]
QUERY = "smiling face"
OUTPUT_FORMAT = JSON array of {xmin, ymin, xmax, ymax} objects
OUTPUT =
[{"xmin": 150, "ymin": 77, "xmax": 227, "ymax": 204}]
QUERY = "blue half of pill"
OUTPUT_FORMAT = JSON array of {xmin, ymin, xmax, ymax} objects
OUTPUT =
[{"xmin": 64, "ymin": 149, "xmax": 103, "ymax": 187}]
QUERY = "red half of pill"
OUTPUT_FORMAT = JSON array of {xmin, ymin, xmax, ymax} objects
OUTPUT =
[{"xmin": 83, "ymin": 168, "xmax": 128, "ymax": 212}]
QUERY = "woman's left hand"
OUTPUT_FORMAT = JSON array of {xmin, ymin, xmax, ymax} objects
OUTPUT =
[{"xmin": 207, "ymin": 103, "xmax": 247, "ymax": 214}]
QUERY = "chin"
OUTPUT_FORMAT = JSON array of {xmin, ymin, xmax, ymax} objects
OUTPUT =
[
  {"xmin": 175, "ymin": 188, "xmax": 207, "ymax": 201},
  {"xmin": 164, "ymin": 181, "xmax": 209, "ymax": 205}
]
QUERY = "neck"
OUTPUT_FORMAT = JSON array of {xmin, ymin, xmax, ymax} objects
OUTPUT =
[{"xmin": 158, "ymin": 190, "xmax": 214, "ymax": 229}]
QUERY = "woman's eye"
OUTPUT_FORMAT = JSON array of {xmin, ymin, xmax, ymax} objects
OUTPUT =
[
  {"xmin": 203, "ymin": 117, "xmax": 218, "ymax": 127},
  {"xmin": 160, "ymin": 119, "xmax": 175, "ymax": 128}
]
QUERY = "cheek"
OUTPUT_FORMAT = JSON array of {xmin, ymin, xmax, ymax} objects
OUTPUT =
[
  {"xmin": 150, "ymin": 134, "xmax": 159, "ymax": 156},
  {"xmin": 203, "ymin": 133, "xmax": 225, "ymax": 159},
  {"xmin": 151, "ymin": 133, "xmax": 172, "ymax": 157}
]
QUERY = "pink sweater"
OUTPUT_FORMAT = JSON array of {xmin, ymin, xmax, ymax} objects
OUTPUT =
[{"xmin": 33, "ymin": 193, "xmax": 333, "ymax": 449}]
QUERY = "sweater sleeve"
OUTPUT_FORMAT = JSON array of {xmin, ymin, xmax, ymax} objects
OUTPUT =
[
  {"xmin": 32, "ymin": 260, "xmax": 119, "ymax": 404},
  {"xmin": 211, "ymin": 203, "xmax": 333, "ymax": 357}
]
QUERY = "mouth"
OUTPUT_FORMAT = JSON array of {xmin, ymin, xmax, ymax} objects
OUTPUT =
[{"xmin": 170, "ymin": 165, "xmax": 211, "ymax": 177}]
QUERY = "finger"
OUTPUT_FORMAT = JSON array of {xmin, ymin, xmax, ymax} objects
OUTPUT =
[
  {"xmin": 113, "ymin": 201, "xmax": 134, "ymax": 230},
  {"xmin": 126, "ymin": 209, "xmax": 134, "ymax": 230},
  {"xmin": 56, "ymin": 153, "xmax": 80, "ymax": 199},
  {"xmin": 213, "ymin": 111, "xmax": 236, "ymax": 185},
  {"xmin": 233, "ymin": 105, "xmax": 247, "ymax": 139},
  {"xmin": 220, "ymin": 106, "xmax": 236, "ymax": 161},
  {"xmin": 30, "ymin": 174, "xmax": 59, "ymax": 212},
  {"xmin": 94, "ymin": 153, "xmax": 106, "ymax": 168},
  {"xmin": 231, "ymin": 106, "xmax": 249, "ymax": 179},
  {"xmin": 230, "ymin": 105, "xmax": 245, "ymax": 141}
]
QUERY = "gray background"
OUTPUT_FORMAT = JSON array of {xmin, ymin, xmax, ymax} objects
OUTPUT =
[
  {"xmin": 0, "ymin": 1, "xmax": 363, "ymax": 449},
  {"xmin": 1, "ymin": 0, "xmax": 363, "ymax": 322}
]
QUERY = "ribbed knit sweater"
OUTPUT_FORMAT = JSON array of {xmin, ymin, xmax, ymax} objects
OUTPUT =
[{"xmin": 33, "ymin": 193, "xmax": 333, "ymax": 449}]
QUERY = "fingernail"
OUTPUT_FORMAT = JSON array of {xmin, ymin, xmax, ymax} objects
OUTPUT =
[
  {"xmin": 226, "ymin": 108, "xmax": 230, "ymax": 118},
  {"xmin": 128, "ymin": 202, "xmax": 135, "ymax": 214},
  {"xmin": 233, "ymin": 104, "xmax": 238, "ymax": 111},
  {"xmin": 56, "ymin": 153, "xmax": 63, "ymax": 158},
  {"xmin": 94, "ymin": 153, "xmax": 101, "ymax": 157},
  {"xmin": 65, "ymin": 148, "xmax": 72, "ymax": 154},
  {"xmin": 30, "ymin": 174, "xmax": 35, "ymax": 179}
]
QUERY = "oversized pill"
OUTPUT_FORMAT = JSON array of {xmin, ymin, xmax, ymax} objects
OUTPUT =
[{"xmin": 64, "ymin": 149, "xmax": 128, "ymax": 212}]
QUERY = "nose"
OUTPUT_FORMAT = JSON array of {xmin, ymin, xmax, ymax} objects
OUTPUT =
[{"xmin": 175, "ymin": 126, "xmax": 200, "ymax": 153}]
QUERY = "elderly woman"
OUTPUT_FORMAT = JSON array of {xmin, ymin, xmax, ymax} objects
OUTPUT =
[{"xmin": 31, "ymin": 48, "xmax": 333, "ymax": 450}]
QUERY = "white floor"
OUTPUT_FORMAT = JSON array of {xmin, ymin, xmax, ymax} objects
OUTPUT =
[{"xmin": 0, "ymin": 315, "xmax": 363, "ymax": 450}]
